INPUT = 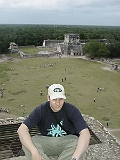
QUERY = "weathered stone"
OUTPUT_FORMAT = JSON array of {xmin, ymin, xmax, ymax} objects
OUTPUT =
[{"xmin": 1, "ymin": 115, "xmax": 120, "ymax": 160}]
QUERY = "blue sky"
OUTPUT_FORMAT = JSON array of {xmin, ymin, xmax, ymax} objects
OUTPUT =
[{"xmin": 0, "ymin": 0, "xmax": 120, "ymax": 26}]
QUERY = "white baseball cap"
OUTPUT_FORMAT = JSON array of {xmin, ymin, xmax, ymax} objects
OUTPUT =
[{"xmin": 48, "ymin": 84, "xmax": 66, "ymax": 100}]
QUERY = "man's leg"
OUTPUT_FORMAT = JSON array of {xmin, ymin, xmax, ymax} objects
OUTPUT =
[
  {"xmin": 57, "ymin": 135, "xmax": 78, "ymax": 160},
  {"xmin": 22, "ymin": 135, "xmax": 78, "ymax": 160},
  {"xmin": 22, "ymin": 145, "xmax": 34, "ymax": 160},
  {"xmin": 22, "ymin": 135, "xmax": 55, "ymax": 160}
]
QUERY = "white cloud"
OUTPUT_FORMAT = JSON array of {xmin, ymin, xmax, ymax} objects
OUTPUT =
[
  {"xmin": 0, "ymin": 0, "xmax": 119, "ymax": 10},
  {"xmin": 0, "ymin": 0, "xmax": 104, "ymax": 10},
  {"xmin": 0, "ymin": 0, "xmax": 120, "ymax": 25}
]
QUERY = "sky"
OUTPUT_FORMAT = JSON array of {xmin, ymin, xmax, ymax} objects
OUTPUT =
[{"xmin": 0, "ymin": 0, "xmax": 120, "ymax": 26}]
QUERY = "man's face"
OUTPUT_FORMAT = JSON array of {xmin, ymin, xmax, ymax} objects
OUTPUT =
[{"xmin": 47, "ymin": 96, "xmax": 64, "ymax": 112}]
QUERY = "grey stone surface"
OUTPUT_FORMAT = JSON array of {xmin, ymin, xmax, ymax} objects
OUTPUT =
[{"xmin": 1, "ymin": 115, "xmax": 120, "ymax": 160}]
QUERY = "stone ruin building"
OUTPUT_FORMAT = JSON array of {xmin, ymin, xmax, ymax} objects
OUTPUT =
[
  {"xmin": 13, "ymin": 34, "xmax": 83, "ymax": 58},
  {"xmin": 43, "ymin": 34, "xmax": 83, "ymax": 56},
  {"xmin": 43, "ymin": 40, "xmax": 63, "ymax": 48},
  {"xmin": 8, "ymin": 42, "xmax": 19, "ymax": 54},
  {"xmin": 57, "ymin": 34, "xmax": 83, "ymax": 56}
]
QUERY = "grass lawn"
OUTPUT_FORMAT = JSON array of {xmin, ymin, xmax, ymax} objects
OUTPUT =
[
  {"xmin": 0, "ymin": 53, "xmax": 120, "ymax": 139},
  {"xmin": 19, "ymin": 46, "xmax": 55, "ymax": 54}
]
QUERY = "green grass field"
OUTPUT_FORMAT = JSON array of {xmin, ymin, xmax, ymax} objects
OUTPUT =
[
  {"xmin": 0, "ymin": 53, "xmax": 120, "ymax": 135},
  {"xmin": 19, "ymin": 46, "xmax": 55, "ymax": 54}
]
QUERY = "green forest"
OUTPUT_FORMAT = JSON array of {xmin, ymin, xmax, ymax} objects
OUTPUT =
[{"xmin": 0, "ymin": 24, "xmax": 120, "ymax": 58}]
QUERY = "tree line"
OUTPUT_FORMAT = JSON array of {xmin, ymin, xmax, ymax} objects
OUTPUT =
[
  {"xmin": 0, "ymin": 24, "xmax": 120, "ymax": 58},
  {"xmin": 83, "ymin": 40, "xmax": 120, "ymax": 58}
]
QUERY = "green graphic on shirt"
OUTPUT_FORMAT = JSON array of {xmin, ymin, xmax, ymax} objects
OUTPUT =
[{"xmin": 47, "ymin": 121, "xmax": 67, "ymax": 137}]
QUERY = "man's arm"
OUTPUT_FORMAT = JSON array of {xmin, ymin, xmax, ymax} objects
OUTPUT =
[
  {"xmin": 17, "ymin": 123, "xmax": 44, "ymax": 160},
  {"xmin": 72, "ymin": 128, "xmax": 91, "ymax": 160}
]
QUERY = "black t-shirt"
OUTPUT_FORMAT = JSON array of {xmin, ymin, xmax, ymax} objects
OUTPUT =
[{"xmin": 23, "ymin": 101, "xmax": 87, "ymax": 137}]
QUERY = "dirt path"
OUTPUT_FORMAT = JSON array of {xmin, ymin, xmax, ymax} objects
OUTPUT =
[
  {"xmin": 106, "ymin": 128, "xmax": 120, "ymax": 132},
  {"xmin": 0, "ymin": 54, "xmax": 21, "ymax": 63},
  {"xmin": 0, "ymin": 112, "xmax": 17, "ymax": 119},
  {"xmin": 105, "ymin": 128, "xmax": 120, "ymax": 142},
  {"xmin": 0, "ymin": 54, "xmax": 8, "ymax": 62}
]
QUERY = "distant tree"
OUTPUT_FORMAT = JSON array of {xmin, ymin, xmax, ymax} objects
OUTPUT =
[
  {"xmin": 106, "ymin": 42, "xmax": 120, "ymax": 58},
  {"xmin": 0, "ymin": 41, "xmax": 3, "ymax": 53},
  {"xmin": 83, "ymin": 40, "xmax": 109, "ymax": 58}
]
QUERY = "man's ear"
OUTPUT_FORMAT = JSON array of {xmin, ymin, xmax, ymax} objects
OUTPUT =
[{"xmin": 47, "ymin": 95, "xmax": 50, "ymax": 101}]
